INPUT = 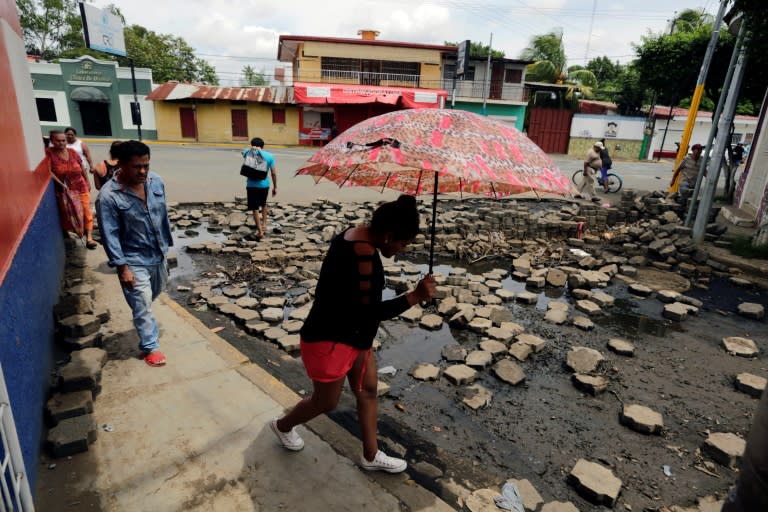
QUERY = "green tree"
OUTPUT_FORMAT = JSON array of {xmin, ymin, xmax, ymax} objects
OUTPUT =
[
  {"xmin": 672, "ymin": 8, "xmax": 716, "ymax": 33},
  {"xmin": 17, "ymin": 0, "xmax": 84, "ymax": 59},
  {"xmin": 242, "ymin": 65, "xmax": 267, "ymax": 86},
  {"xmin": 519, "ymin": 31, "xmax": 566, "ymax": 80},
  {"xmin": 585, "ymin": 56, "xmax": 621, "ymax": 83},
  {"xmin": 444, "ymin": 41, "xmax": 504, "ymax": 59}
]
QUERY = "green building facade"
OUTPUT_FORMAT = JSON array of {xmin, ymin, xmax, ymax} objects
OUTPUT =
[
  {"xmin": 30, "ymin": 55, "xmax": 157, "ymax": 140},
  {"xmin": 451, "ymin": 101, "xmax": 527, "ymax": 131}
]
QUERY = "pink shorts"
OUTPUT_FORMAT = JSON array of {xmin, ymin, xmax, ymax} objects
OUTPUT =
[{"xmin": 300, "ymin": 340, "xmax": 370, "ymax": 387}]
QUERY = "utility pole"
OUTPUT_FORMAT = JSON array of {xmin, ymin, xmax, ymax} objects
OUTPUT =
[
  {"xmin": 668, "ymin": 0, "xmax": 727, "ymax": 193},
  {"xmin": 692, "ymin": 27, "xmax": 749, "ymax": 242},
  {"xmin": 482, "ymin": 33, "xmax": 493, "ymax": 116},
  {"xmin": 584, "ymin": 0, "xmax": 597, "ymax": 63},
  {"xmin": 685, "ymin": 21, "xmax": 747, "ymax": 227}
]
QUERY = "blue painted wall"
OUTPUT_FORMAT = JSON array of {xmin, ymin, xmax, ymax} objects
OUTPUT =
[{"xmin": 0, "ymin": 183, "xmax": 64, "ymax": 491}]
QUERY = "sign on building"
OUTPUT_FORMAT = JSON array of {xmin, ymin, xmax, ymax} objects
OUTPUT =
[
  {"xmin": 456, "ymin": 40, "xmax": 471, "ymax": 77},
  {"xmin": 79, "ymin": 3, "xmax": 126, "ymax": 57}
]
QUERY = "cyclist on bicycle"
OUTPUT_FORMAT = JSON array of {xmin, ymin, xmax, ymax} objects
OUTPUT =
[{"xmin": 598, "ymin": 139, "xmax": 613, "ymax": 193}]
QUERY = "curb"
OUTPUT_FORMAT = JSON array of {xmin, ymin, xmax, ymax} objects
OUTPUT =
[{"xmin": 80, "ymin": 138, "xmax": 312, "ymax": 151}]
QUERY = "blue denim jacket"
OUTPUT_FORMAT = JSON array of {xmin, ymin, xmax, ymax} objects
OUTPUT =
[{"xmin": 96, "ymin": 171, "xmax": 173, "ymax": 267}]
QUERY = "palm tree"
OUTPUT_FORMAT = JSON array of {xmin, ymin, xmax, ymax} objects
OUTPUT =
[
  {"xmin": 520, "ymin": 30, "xmax": 597, "ymax": 99},
  {"xmin": 672, "ymin": 8, "xmax": 716, "ymax": 33}
]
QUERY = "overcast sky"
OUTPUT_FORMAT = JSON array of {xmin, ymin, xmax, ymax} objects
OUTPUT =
[{"xmin": 104, "ymin": 0, "xmax": 719, "ymax": 86}]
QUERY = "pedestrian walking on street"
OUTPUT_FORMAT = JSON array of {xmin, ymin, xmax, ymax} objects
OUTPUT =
[
  {"xmin": 270, "ymin": 195, "xmax": 437, "ymax": 473},
  {"xmin": 242, "ymin": 137, "xmax": 277, "ymax": 239},
  {"xmin": 93, "ymin": 140, "xmax": 122, "ymax": 190},
  {"xmin": 732, "ymin": 142, "xmax": 745, "ymax": 167},
  {"xmin": 578, "ymin": 141, "xmax": 603, "ymax": 201},
  {"xmin": 64, "ymin": 127, "xmax": 94, "ymax": 177},
  {"xmin": 670, "ymin": 143, "xmax": 703, "ymax": 193},
  {"xmin": 598, "ymin": 139, "xmax": 613, "ymax": 193},
  {"xmin": 96, "ymin": 140, "xmax": 173, "ymax": 367}
]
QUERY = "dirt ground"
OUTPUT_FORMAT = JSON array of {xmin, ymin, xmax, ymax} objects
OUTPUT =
[{"xmin": 169, "ymin": 225, "xmax": 768, "ymax": 512}]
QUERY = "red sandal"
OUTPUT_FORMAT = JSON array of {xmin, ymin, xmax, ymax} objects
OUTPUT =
[{"xmin": 143, "ymin": 351, "xmax": 166, "ymax": 367}]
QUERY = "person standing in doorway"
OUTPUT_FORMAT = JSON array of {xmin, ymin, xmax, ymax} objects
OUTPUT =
[
  {"xmin": 64, "ymin": 127, "xmax": 94, "ymax": 178},
  {"xmin": 270, "ymin": 195, "xmax": 436, "ymax": 473},
  {"xmin": 96, "ymin": 141, "xmax": 173, "ymax": 367},
  {"xmin": 243, "ymin": 137, "xmax": 277, "ymax": 239}
]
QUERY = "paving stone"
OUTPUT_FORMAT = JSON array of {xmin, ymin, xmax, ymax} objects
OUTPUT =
[
  {"xmin": 620, "ymin": 265, "xmax": 638, "ymax": 277},
  {"xmin": 66, "ymin": 284, "xmax": 96, "ymax": 299},
  {"xmin": 505, "ymin": 479, "xmax": 544, "ymax": 512},
  {"xmin": 442, "ymin": 345, "xmax": 468, "ymax": 363},
  {"xmin": 288, "ymin": 306, "xmax": 311, "ymax": 321},
  {"xmin": 207, "ymin": 295, "xmax": 229, "ymax": 309},
  {"xmin": 546, "ymin": 269, "xmax": 568, "ymax": 287},
  {"xmin": 576, "ymin": 299, "xmax": 603, "ymax": 316},
  {"xmin": 548, "ymin": 301, "xmax": 569, "ymax": 311},
  {"xmin": 479, "ymin": 294, "xmax": 502, "ymax": 306},
  {"xmin": 567, "ymin": 458, "xmax": 622, "ymax": 507},
  {"xmin": 465, "ymin": 350, "xmax": 493, "ymax": 369},
  {"xmin": 376, "ymin": 380, "xmax": 390, "ymax": 397},
  {"xmin": 218, "ymin": 303, "xmax": 244, "ymax": 316},
  {"xmin": 468, "ymin": 317, "xmax": 493, "ymax": 333},
  {"xmin": 489, "ymin": 308, "xmax": 515, "ymax": 326},
  {"xmin": 493, "ymin": 359, "xmax": 526, "ymax": 386},
  {"xmin": 620, "ymin": 404, "xmax": 664, "ymax": 435},
  {"xmin": 663, "ymin": 302, "xmax": 689, "ymax": 321},
  {"xmin": 486, "ymin": 326, "xmax": 515, "ymax": 343},
  {"xmin": 678, "ymin": 295, "xmax": 704, "ymax": 308},
  {"xmin": 46, "ymin": 391, "xmax": 93, "ymax": 423},
  {"xmin": 479, "ymin": 340, "xmax": 507, "ymax": 357},
  {"xmin": 444, "ymin": 364, "xmax": 477, "ymax": 385},
  {"xmin": 544, "ymin": 308, "xmax": 568, "ymax": 325},
  {"xmin": 473, "ymin": 306, "xmax": 495, "ymax": 319},
  {"xmin": 572, "ymin": 373, "xmax": 608, "ymax": 396},
  {"xmin": 47, "ymin": 413, "xmax": 97, "ymax": 458},
  {"xmin": 495, "ymin": 289, "xmax": 516, "ymax": 302},
  {"xmin": 59, "ymin": 348, "xmax": 108, "ymax": 393},
  {"xmin": 526, "ymin": 275, "xmax": 545, "ymax": 288},
  {"xmin": 437, "ymin": 296, "xmax": 458, "ymax": 316},
  {"xmin": 244, "ymin": 321, "xmax": 270, "ymax": 335},
  {"xmin": 462, "ymin": 384, "xmax": 493, "ymax": 410},
  {"xmin": 465, "ymin": 488, "xmax": 498, "ymax": 512},
  {"xmin": 735, "ymin": 372, "xmax": 766, "ymax": 398},
  {"xmin": 571, "ymin": 288, "xmax": 592, "ymax": 300},
  {"xmin": 61, "ymin": 330, "xmax": 103, "ymax": 351},
  {"xmin": 729, "ymin": 276, "xmax": 753, "ymax": 287},
  {"xmin": 737, "ymin": 302, "xmax": 765, "ymax": 320},
  {"xmin": 702, "ymin": 432, "xmax": 745, "ymax": 469},
  {"xmin": 516, "ymin": 333, "xmax": 546, "ymax": 353},
  {"xmin": 628, "ymin": 283, "xmax": 653, "ymax": 297},
  {"xmin": 572, "ymin": 315, "xmax": 595, "ymax": 330},
  {"xmin": 449, "ymin": 306, "xmax": 476, "ymax": 327},
  {"xmin": 260, "ymin": 307, "xmax": 285, "ymax": 323},
  {"xmin": 260, "ymin": 296, "xmax": 286, "ymax": 308},
  {"xmin": 722, "ymin": 336, "xmax": 759, "ymax": 357},
  {"xmin": 276, "ymin": 334, "xmax": 300, "ymax": 353},
  {"xmin": 54, "ymin": 295, "xmax": 94, "ymax": 320},
  {"xmin": 263, "ymin": 327, "xmax": 287, "ymax": 342},
  {"xmin": 607, "ymin": 338, "xmax": 635, "ymax": 357},
  {"xmin": 281, "ymin": 320, "xmax": 303, "ymax": 334},
  {"xmin": 235, "ymin": 297, "xmax": 259, "ymax": 309},
  {"xmin": 541, "ymin": 502, "xmax": 579, "ymax": 512},
  {"xmin": 410, "ymin": 363, "xmax": 440, "ymax": 381},
  {"xmin": 566, "ymin": 346, "xmax": 604, "ymax": 373},
  {"xmin": 590, "ymin": 291, "xmax": 615, "ymax": 307},
  {"xmin": 698, "ymin": 496, "xmax": 725, "ymax": 512},
  {"xmin": 455, "ymin": 289, "xmax": 478, "ymax": 305},
  {"xmin": 221, "ymin": 285, "xmax": 247, "ymax": 298},
  {"xmin": 59, "ymin": 314, "xmax": 100, "ymax": 338},
  {"xmin": 400, "ymin": 306, "xmax": 424, "ymax": 323},
  {"xmin": 500, "ymin": 322, "xmax": 525, "ymax": 336},
  {"xmin": 657, "ymin": 290, "xmax": 681, "ymax": 303},
  {"xmin": 94, "ymin": 307, "xmax": 111, "ymax": 324},
  {"xmin": 508, "ymin": 342, "xmax": 533, "ymax": 361},
  {"xmin": 516, "ymin": 291, "xmax": 539, "ymax": 304},
  {"xmin": 419, "ymin": 314, "xmax": 443, "ymax": 330},
  {"xmin": 234, "ymin": 308, "xmax": 260, "ymax": 323}
]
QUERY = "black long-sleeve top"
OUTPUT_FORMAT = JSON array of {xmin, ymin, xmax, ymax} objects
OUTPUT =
[{"xmin": 299, "ymin": 228, "xmax": 411, "ymax": 349}]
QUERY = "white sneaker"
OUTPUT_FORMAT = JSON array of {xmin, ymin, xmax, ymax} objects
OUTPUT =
[
  {"xmin": 359, "ymin": 450, "xmax": 407, "ymax": 473},
  {"xmin": 269, "ymin": 418, "xmax": 304, "ymax": 451}
]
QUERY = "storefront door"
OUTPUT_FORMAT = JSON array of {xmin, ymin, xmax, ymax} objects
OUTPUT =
[
  {"xmin": 231, "ymin": 110, "xmax": 248, "ymax": 140},
  {"xmin": 180, "ymin": 107, "xmax": 197, "ymax": 139},
  {"xmin": 79, "ymin": 102, "xmax": 112, "ymax": 136}
]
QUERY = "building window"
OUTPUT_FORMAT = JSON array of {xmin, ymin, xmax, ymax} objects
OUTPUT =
[
  {"xmin": 505, "ymin": 69, "xmax": 522, "ymax": 84},
  {"xmin": 36, "ymin": 98, "xmax": 56, "ymax": 122},
  {"xmin": 443, "ymin": 64, "xmax": 456, "ymax": 80},
  {"xmin": 321, "ymin": 57, "xmax": 361, "ymax": 79},
  {"xmin": 272, "ymin": 108, "xmax": 286, "ymax": 124},
  {"xmin": 464, "ymin": 66, "xmax": 475, "ymax": 81},
  {"xmin": 380, "ymin": 61, "xmax": 419, "ymax": 77}
]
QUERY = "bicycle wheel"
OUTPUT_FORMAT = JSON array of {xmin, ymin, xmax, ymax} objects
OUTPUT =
[
  {"xmin": 572, "ymin": 170, "xmax": 586, "ymax": 188},
  {"xmin": 605, "ymin": 173, "xmax": 622, "ymax": 193}
]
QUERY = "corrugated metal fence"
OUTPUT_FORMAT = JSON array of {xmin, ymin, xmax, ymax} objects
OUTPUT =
[{"xmin": 527, "ymin": 108, "xmax": 573, "ymax": 154}]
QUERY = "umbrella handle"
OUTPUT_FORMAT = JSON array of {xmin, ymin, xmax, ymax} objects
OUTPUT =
[{"xmin": 428, "ymin": 171, "xmax": 438, "ymax": 275}]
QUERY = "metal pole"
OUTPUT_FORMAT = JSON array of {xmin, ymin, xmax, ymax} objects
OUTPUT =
[
  {"xmin": 428, "ymin": 171, "xmax": 438, "ymax": 274},
  {"xmin": 129, "ymin": 58, "xmax": 143, "ymax": 141},
  {"xmin": 450, "ymin": 74, "xmax": 457, "ymax": 109},
  {"xmin": 584, "ymin": 0, "xmax": 597, "ymax": 62},
  {"xmin": 668, "ymin": 0, "xmax": 728, "ymax": 192},
  {"xmin": 481, "ymin": 33, "xmax": 493, "ymax": 116},
  {"xmin": 685, "ymin": 21, "xmax": 746, "ymax": 226},
  {"xmin": 692, "ymin": 31, "xmax": 749, "ymax": 242}
]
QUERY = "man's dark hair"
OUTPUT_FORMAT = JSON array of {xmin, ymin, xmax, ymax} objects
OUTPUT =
[
  {"xmin": 49, "ymin": 130, "xmax": 64, "ymax": 139},
  {"xmin": 64, "ymin": 127, "xmax": 77, "ymax": 135},
  {"xmin": 370, "ymin": 195, "xmax": 420, "ymax": 241},
  {"xmin": 250, "ymin": 137, "xmax": 264, "ymax": 148},
  {"xmin": 116, "ymin": 140, "xmax": 150, "ymax": 163},
  {"xmin": 691, "ymin": 144, "xmax": 703, "ymax": 151}
]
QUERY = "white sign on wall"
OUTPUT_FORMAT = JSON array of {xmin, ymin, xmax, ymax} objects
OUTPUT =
[
  {"xmin": 570, "ymin": 114, "xmax": 645, "ymax": 140},
  {"xmin": 80, "ymin": 3, "xmax": 126, "ymax": 57}
]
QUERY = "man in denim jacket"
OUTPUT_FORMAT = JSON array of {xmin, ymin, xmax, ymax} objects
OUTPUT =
[{"xmin": 96, "ymin": 140, "xmax": 173, "ymax": 367}]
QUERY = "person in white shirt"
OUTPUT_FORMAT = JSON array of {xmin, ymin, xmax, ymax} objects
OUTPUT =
[{"xmin": 65, "ymin": 127, "xmax": 94, "ymax": 177}]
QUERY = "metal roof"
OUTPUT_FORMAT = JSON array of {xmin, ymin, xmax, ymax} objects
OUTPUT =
[{"xmin": 147, "ymin": 82, "xmax": 294, "ymax": 104}]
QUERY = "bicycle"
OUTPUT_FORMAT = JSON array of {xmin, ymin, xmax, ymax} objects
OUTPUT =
[{"xmin": 571, "ymin": 168, "xmax": 623, "ymax": 193}]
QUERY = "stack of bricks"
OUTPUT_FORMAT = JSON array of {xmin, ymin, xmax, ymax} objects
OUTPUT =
[{"xmin": 46, "ymin": 241, "xmax": 111, "ymax": 458}]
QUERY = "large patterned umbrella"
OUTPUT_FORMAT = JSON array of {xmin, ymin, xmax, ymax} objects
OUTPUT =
[{"xmin": 296, "ymin": 108, "xmax": 576, "ymax": 271}]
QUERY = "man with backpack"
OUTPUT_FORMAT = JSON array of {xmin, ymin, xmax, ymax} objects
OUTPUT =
[{"xmin": 242, "ymin": 137, "xmax": 277, "ymax": 239}]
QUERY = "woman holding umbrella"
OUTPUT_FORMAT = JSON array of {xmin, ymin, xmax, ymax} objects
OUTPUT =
[{"xmin": 270, "ymin": 195, "xmax": 436, "ymax": 473}]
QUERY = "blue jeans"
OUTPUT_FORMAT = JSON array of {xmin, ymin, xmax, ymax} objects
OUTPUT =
[{"xmin": 122, "ymin": 262, "xmax": 168, "ymax": 353}]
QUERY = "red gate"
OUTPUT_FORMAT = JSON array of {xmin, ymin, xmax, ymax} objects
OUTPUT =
[
  {"xmin": 527, "ymin": 108, "xmax": 573, "ymax": 154},
  {"xmin": 179, "ymin": 107, "xmax": 197, "ymax": 139}
]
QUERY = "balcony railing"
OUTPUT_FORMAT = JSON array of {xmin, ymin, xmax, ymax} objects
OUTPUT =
[
  {"xmin": 442, "ymin": 79, "xmax": 527, "ymax": 102},
  {"xmin": 318, "ymin": 69, "xmax": 420, "ymax": 87}
]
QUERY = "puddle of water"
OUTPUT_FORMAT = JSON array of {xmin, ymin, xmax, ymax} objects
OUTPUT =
[{"xmin": 170, "ymin": 223, "xmax": 228, "ymax": 279}]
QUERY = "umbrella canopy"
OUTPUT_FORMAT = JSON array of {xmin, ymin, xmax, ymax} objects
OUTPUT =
[{"xmin": 297, "ymin": 108, "xmax": 576, "ymax": 198}]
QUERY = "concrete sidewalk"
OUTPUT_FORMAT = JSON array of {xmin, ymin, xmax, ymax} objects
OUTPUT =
[{"xmin": 36, "ymin": 248, "xmax": 454, "ymax": 511}]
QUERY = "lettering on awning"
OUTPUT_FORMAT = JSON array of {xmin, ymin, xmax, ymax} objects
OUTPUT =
[{"xmin": 306, "ymin": 87, "xmax": 331, "ymax": 98}]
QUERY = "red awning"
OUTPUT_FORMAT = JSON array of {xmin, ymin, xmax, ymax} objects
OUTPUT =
[{"xmin": 293, "ymin": 82, "xmax": 447, "ymax": 108}]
